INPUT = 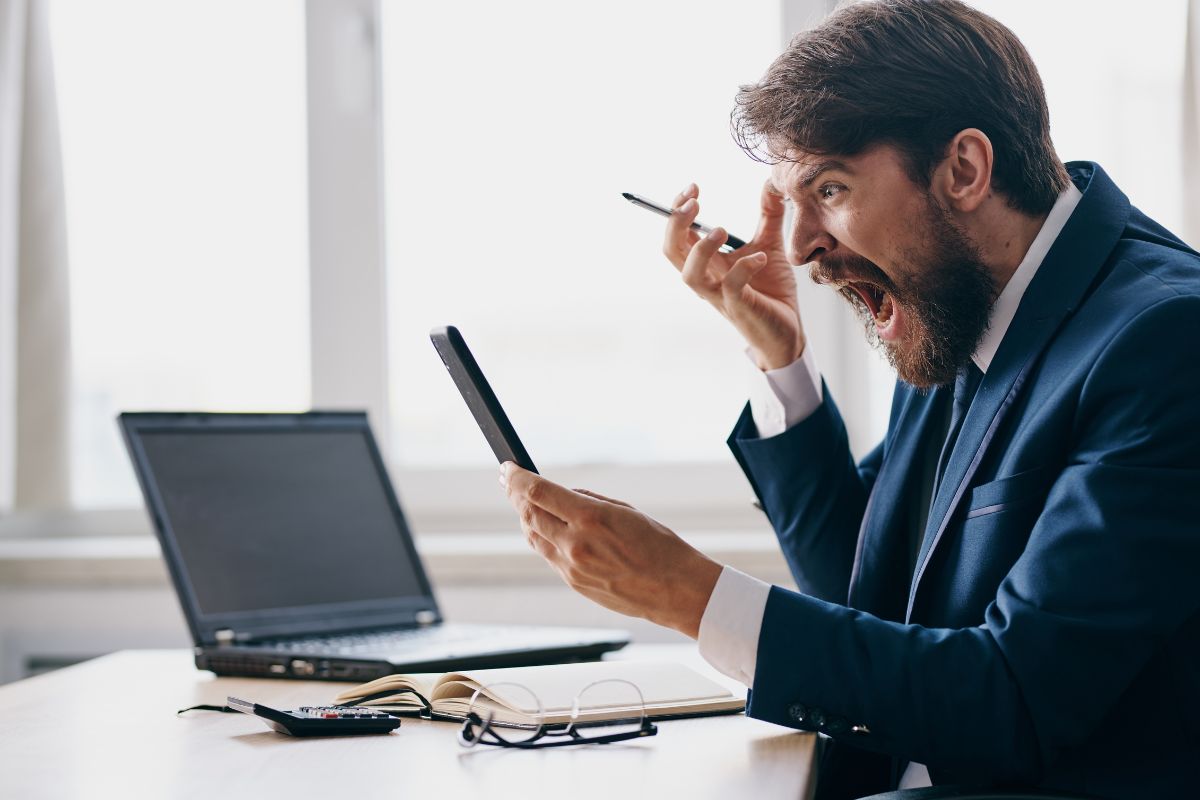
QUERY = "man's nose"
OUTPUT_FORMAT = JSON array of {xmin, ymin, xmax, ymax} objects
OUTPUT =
[{"xmin": 789, "ymin": 209, "xmax": 835, "ymax": 266}]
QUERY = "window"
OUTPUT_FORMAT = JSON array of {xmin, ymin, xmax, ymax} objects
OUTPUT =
[
  {"xmin": 381, "ymin": 0, "xmax": 784, "ymax": 470},
  {"xmin": 42, "ymin": 0, "xmax": 1194, "ymax": 519},
  {"xmin": 50, "ymin": 0, "xmax": 310, "ymax": 508},
  {"xmin": 968, "ymin": 0, "xmax": 1190, "ymax": 235}
]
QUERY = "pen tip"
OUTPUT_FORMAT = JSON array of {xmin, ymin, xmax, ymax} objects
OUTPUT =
[{"xmin": 621, "ymin": 192, "xmax": 634, "ymax": 201}]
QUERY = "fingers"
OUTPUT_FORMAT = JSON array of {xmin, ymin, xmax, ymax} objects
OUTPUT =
[
  {"xmin": 672, "ymin": 183, "xmax": 698, "ymax": 208},
  {"xmin": 680, "ymin": 226, "xmax": 731, "ymax": 299},
  {"xmin": 502, "ymin": 466, "xmax": 568, "ymax": 566},
  {"xmin": 750, "ymin": 179, "xmax": 788, "ymax": 246},
  {"xmin": 502, "ymin": 463, "xmax": 597, "ymax": 526},
  {"xmin": 521, "ymin": 495, "xmax": 568, "ymax": 537},
  {"xmin": 574, "ymin": 488, "xmax": 635, "ymax": 509},
  {"xmin": 661, "ymin": 184, "xmax": 701, "ymax": 267},
  {"xmin": 525, "ymin": 526, "xmax": 558, "ymax": 560},
  {"xmin": 721, "ymin": 251, "xmax": 770, "ymax": 305}
]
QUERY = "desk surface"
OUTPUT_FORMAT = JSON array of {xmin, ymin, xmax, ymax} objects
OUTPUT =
[{"xmin": 0, "ymin": 646, "xmax": 815, "ymax": 800}]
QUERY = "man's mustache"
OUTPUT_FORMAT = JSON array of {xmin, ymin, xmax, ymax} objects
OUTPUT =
[{"xmin": 808, "ymin": 253, "xmax": 896, "ymax": 295}]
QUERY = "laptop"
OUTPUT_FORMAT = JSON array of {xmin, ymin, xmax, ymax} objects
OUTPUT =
[{"xmin": 119, "ymin": 411, "xmax": 628, "ymax": 681}]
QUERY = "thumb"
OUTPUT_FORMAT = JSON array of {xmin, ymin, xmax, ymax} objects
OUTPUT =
[{"xmin": 751, "ymin": 180, "xmax": 787, "ymax": 245}]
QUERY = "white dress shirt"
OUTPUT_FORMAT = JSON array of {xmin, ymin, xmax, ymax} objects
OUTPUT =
[{"xmin": 697, "ymin": 182, "xmax": 1083, "ymax": 788}]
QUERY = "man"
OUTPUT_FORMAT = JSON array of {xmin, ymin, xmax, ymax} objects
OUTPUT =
[{"xmin": 500, "ymin": 1, "xmax": 1200, "ymax": 797}]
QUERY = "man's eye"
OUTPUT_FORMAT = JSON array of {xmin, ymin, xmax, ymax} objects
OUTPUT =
[{"xmin": 818, "ymin": 184, "xmax": 844, "ymax": 200}]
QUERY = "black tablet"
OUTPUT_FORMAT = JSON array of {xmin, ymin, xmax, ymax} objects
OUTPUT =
[{"xmin": 430, "ymin": 326, "xmax": 538, "ymax": 474}]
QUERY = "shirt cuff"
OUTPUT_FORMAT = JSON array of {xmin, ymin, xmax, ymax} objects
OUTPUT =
[
  {"xmin": 697, "ymin": 565, "xmax": 772, "ymax": 688},
  {"xmin": 747, "ymin": 345, "xmax": 824, "ymax": 438},
  {"xmin": 899, "ymin": 762, "xmax": 932, "ymax": 789}
]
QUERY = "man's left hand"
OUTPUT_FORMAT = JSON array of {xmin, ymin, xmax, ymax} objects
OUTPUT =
[{"xmin": 500, "ymin": 462, "xmax": 723, "ymax": 639}]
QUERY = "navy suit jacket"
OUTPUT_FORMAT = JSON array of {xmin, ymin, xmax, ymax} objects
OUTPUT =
[{"xmin": 727, "ymin": 163, "xmax": 1200, "ymax": 799}]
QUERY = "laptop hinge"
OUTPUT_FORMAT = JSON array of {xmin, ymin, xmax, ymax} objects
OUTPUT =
[
  {"xmin": 415, "ymin": 610, "xmax": 437, "ymax": 626},
  {"xmin": 215, "ymin": 628, "xmax": 237, "ymax": 645}
]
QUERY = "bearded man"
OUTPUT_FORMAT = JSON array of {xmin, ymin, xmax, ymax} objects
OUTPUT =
[{"xmin": 500, "ymin": 1, "xmax": 1200, "ymax": 797}]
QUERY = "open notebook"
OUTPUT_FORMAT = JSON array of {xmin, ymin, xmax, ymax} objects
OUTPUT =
[{"xmin": 333, "ymin": 660, "xmax": 746, "ymax": 727}]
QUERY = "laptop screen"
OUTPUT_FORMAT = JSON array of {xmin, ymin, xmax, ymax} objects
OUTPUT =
[{"xmin": 133, "ymin": 423, "xmax": 428, "ymax": 618}]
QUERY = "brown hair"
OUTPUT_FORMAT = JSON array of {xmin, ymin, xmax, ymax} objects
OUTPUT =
[{"xmin": 733, "ymin": 0, "xmax": 1070, "ymax": 215}]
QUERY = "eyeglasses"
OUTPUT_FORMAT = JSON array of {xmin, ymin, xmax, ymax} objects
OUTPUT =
[{"xmin": 457, "ymin": 679, "xmax": 658, "ymax": 750}]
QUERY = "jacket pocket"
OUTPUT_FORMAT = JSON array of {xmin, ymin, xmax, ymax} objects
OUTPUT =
[{"xmin": 965, "ymin": 465, "xmax": 1054, "ymax": 519}]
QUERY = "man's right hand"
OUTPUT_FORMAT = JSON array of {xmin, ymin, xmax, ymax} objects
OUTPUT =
[{"xmin": 662, "ymin": 181, "xmax": 806, "ymax": 371}]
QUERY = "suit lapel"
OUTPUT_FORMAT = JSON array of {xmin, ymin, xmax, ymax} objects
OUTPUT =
[{"xmin": 906, "ymin": 163, "xmax": 1131, "ymax": 620}]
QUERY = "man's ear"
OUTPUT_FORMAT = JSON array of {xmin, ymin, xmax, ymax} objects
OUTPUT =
[{"xmin": 932, "ymin": 129, "xmax": 993, "ymax": 213}]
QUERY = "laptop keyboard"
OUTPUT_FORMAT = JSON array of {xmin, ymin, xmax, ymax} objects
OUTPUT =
[{"xmin": 259, "ymin": 624, "xmax": 543, "ymax": 656}]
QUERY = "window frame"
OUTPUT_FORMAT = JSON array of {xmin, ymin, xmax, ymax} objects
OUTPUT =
[{"xmin": 9, "ymin": 0, "xmax": 845, "ymax": 535}]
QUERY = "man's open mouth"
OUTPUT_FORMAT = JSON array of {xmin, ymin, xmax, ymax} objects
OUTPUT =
[{"xmin": 847, "ymin": 281, "xmax": 894, "ymax": 327}]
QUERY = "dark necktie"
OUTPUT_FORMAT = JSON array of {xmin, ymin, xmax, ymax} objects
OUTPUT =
[
  {"xmin": 932, "ymin": 362, "xmax": 984, "ymax": 498},
  {"xmin": 910, "ymin": 362, "xmax": 984, "ymax": 578}
]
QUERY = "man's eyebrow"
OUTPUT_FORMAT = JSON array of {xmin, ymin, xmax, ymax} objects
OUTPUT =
[{"xmin": 798, "ymin": 159, "xmax": 850, "ymax": 188}]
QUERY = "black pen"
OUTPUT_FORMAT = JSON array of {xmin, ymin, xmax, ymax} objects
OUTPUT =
[{"xmin": 621, "ymin": 192, "xmax": 748, "ymax": 250}]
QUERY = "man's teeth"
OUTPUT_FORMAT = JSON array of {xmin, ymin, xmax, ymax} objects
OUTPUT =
[{"xmin": 875, "ymin": 293, "xmax": 893, "ymax": 325}]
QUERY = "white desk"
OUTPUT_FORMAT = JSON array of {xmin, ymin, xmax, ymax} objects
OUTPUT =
[{"xmin": 0, "ymin": 646, "xmax": 816, "ymax": 799}]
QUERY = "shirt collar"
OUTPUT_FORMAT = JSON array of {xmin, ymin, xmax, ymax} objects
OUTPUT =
[{"xmin": 972, "ymin": 181, "xmax": 1083, "ymax": 374}]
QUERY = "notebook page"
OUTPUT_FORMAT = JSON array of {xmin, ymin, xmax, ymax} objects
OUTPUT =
[{"xmin": 432, "ymin": 661, "xmax": 733, "ymax": 714}]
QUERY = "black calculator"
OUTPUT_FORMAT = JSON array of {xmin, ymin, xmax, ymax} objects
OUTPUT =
[{"xmin": 227, "ymin": 696, "xmax": 401, "ymax": 736}]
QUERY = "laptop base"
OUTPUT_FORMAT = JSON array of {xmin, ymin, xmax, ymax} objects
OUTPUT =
[{"xmin": 198, "ymin": 640, "xmax": 627, "ymax": 682}]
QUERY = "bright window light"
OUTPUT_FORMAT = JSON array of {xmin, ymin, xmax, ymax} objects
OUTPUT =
[
  {"xmin": 51, "ymin": 0, "xmax": 310, "ymax": 508},
  {"xmin": 968, "ymin": 0, "xmax": 1189, "ymax": 234},
  {"xmin": 382, "ymin": 0, "xmax": 783, "ymax": 469}
]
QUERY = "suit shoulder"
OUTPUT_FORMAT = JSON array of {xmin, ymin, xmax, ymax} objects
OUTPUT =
[
  {"xmin": 1074, "ymin": 293, "xmax": 1200, "ymax": 466},
  {"xmin": 1105, "ymin": 208, "xmax": 1200, "ymax": 301}
]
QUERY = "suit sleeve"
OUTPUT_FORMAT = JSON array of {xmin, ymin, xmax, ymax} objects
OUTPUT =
[
  {"xmin": 745, "ymin": 295, "xmax": 1200, "ymax": 783},
  {"xmin": 728, "ymin": 385, "xmax": 882, "ymax": 605}
]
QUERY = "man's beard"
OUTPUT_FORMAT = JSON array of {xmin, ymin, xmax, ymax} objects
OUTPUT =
[{"xmin": 809, "ymin": 195, "xmax": 996, "ymax": 389}]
